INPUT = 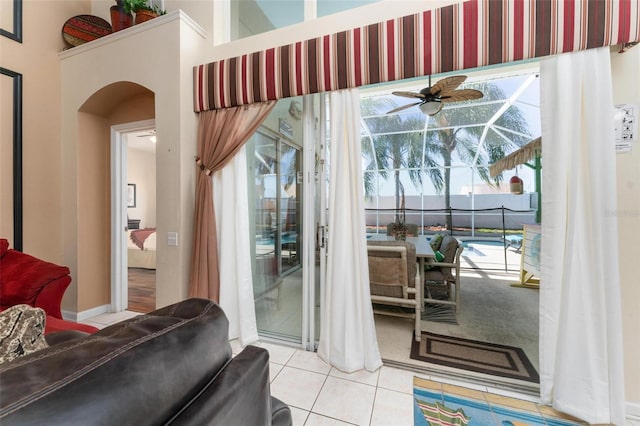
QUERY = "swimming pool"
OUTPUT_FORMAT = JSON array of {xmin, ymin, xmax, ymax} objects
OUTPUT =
[{"xmin": 460, "ymin": 239, "xmax": 505, "ymax": 248}]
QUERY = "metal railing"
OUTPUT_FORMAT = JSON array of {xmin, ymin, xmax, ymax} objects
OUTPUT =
[{"xmin": 365, "ymin": 206, "xmax": 536, "ymax": 272}]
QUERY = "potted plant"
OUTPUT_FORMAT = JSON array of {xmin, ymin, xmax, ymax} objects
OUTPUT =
[
  {"xmin": 110, "ymin": 0, "xmax": 133, "ymax": 32},
  {"xmin": 122, "ymin": 0, "xmax": 164, "ymax": 25}
]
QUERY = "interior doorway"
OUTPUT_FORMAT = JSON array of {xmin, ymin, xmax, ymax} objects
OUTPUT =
[
  {"xmin": 110, "ymin": 119, "xmax": 157, "ymax": 313},
  {"xmin": 124, "ymin": 128, "xmax": 157, "ymax": 312}
]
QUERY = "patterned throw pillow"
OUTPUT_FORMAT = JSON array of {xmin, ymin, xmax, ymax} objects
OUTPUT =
[
  {"xmin": 0, "ymin": 304, "xmax": 49, "ymax": 365},
  {"xmin": 429, "ymin": 234, "xmax": 444, "ymax": 251}
]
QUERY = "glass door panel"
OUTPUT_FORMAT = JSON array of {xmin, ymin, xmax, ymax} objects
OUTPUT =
[
  {"xmin": 251, "ymin": 130, "xmax": 303, "ymax": 342},
  {"xmin": 249, "ymin": 95, "xmax": 325, "ymax": 350},
  {"xmin": 281, "ymin": 143, "xmax": 301, "ymax": 275}
]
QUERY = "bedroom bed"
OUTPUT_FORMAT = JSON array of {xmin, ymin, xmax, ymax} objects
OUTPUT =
[{"xmin": 128, "ymin": 228, "xmax": 156, "ymax": 270}]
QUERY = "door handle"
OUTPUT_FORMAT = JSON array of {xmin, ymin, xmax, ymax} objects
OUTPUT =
[{"xmin": 316, "ymin": 224, "xmax": 326, "ymax": 249}]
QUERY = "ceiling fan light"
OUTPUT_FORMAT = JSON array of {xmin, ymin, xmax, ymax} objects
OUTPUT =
[{"xmin": 419, "ymin": 101, "xmax": 443, "ymax": 116}]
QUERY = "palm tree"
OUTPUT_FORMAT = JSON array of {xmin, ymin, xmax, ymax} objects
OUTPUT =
[
  {"xmin": 361, "ymin": 78, "xmax": 532, "ymax": 230},
  {"xmin": 361, "ymin": 98, "xmax": 426, "ymax": 227}
]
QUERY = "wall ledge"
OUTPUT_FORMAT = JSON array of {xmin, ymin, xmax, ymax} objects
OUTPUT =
[{"xmin": 58, "ymin": 10, "xmax": 206, "ymax": 60}]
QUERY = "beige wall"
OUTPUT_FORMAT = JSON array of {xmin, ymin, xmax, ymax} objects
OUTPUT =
[
  {"xmin": 0, "ymin": 0, "xmax": 88, "ymax": 261},
  {"xmin": 58, "ymin": 9, "xmax": 207, "ymax": 312},
  {"xmin": 76, "ymin": 111, "xmax": 111, "ymax": 308},
  {"xmin": 611, "ymin": 45, "xmax": 640, "ymax": 406},
  {"xmin": 127, "ymin": 144, "xmax": 157, "ymax": 228}
]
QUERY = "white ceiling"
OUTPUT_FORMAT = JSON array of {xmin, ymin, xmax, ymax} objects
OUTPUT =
[{"xmin": 126, "ymin": 130, "xmax": 156, "ymax": 152}]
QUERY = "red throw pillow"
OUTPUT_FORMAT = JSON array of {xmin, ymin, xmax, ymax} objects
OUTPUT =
[{"xmin": 0, "ymin": 250, "xmax": 70, "ymax": 307}]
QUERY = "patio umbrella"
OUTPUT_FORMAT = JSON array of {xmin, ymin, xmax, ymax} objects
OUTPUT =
[{"xmin": 489, "ymin": 137, "xmax": 541, "ymax": 177}]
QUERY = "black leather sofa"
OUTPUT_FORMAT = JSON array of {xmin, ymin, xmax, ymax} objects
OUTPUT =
[{"xmin": 0, "ymin": 298, "xmax": 292, "ymax": 426}]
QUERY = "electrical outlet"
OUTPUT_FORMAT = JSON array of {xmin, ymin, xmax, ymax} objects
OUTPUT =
[{"xmin": 167, "ymin": 232, "xmax": 178, "ymax": 246}]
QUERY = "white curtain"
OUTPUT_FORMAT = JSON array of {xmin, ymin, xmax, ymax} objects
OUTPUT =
[
  {"xmin": 317, "ymin": 89, "xmax": 382, "ymax": 373},
  {"xmin": 539, "ymin": 47, "xmax": 625, "ymax": 424},
  {"xmin": 213, "ymin": 145, "xmax": 259, "ymax": 346}
]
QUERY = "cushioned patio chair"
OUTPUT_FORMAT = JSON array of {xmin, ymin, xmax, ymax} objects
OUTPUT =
[
  {"xmin": 424, "ymin": 235, "xmax": 463, "ymax": 313},
  {"xmin": 367, "ymin": 240, "xmax": 422, "ymax": 342}
]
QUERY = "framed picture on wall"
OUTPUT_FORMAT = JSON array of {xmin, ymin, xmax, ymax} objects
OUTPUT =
[
  {"xmin": 1, "ymin": 67, "xmax": 23, "ymax": 251},
  {"xmin": 0, "ymin": 0, "xmax": 23, "ymax": 43},
  {"xmin": 127, "ymin": 184, "xmax": 136, "ymax": 208}
]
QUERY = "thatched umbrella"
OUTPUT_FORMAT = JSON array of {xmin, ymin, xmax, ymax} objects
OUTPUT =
[
  {"xmin": 489, "ymin": 137, "xmax": 542, "ymax": 223},
  {"xmin": 489, "ymin": 137, "xmax": 541, "ymax": 177}
]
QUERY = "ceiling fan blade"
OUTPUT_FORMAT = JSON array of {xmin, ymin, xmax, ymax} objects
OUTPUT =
[
  {"xmin": 440, "ymin": 89, "xmax": 484, "ymax": 103},
  {"xmin": 386, "ymin": 101, "xmax": 423, "ymax": 114},
  {"xmin": 430, "ymin": 75, "xmax": 467, "ymax": 95},
  {"xmin": 391, "ymin": 91, "xmax": 426, "ymax": 100},
  {"xmin": 137, "ymin": 129, "xmax": 156, "ymax": 137}
]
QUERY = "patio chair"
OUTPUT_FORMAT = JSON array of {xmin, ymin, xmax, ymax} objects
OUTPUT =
[
  {"xmin": 424, "ymin": 235, "xmax": 463, "ymax": 313},
  {"xmin": 367, "ymin": 240, "xmax": 422, "ymax": 342},
  {"xmin": 504, "ymin": 234, "xmax": 523, "ymax": 253}
]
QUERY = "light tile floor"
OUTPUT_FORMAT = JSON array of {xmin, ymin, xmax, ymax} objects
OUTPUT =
[
  {"xmin": 243, "ymin": 339, "xmax": 445, "ymax": 426},
  {"xmin": 85, "ymin": 311, "xmax": 639, "ymax": 426},
  {"xmin": 83, "ymin": 310, "xmax": 545, "ymax": 426}
]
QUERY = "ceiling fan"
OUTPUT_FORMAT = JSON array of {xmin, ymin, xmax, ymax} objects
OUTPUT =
[
  {"xmin": 136, "ymin": 129, "xmax": 156, "ymax": 143},
  {"xmin": 136, "ymin": 129, "xmax": 156, "ymax": 137},
  {"xmin": 386, "ymin": 75, "xmax": 483, "ymax": 116}
]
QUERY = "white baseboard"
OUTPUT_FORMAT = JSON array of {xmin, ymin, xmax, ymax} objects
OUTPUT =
[
  {"xmin": 62, "ymin": 304, "xmax": 110, "ymax": 322},
  {"xmin": 627, "ymin": 401, "xmax": 640, "ymax": 422}
]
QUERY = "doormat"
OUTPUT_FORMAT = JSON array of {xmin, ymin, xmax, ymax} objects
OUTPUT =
[
  {"xmin": 413, "ymin": 377, "xmax": 585, "ymax": 426},
  {"xmin": 410, "ymin": 332, "xmax": 539, "ymax": 383}
]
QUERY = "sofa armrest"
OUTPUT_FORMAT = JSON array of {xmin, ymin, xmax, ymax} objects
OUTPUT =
[
  {"xmin": 167, "ymin": 345, "xmax": 289, "ymax": 426},
  {"xmin": 271, "ymin": 396, "xmax": 293, "ymax": 426},
  {"xmin": 0, "ymin": 299, "xmax": 232, "ymax": 426},
  {"xmin": 0, "ymin": 249, "xmax": 71, "ymax": 315},
  {"xmin": 33, "ymin": 276, "xmax": 70, "ymax": 319}
]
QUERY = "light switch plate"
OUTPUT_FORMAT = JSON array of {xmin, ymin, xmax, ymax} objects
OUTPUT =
[{"xmin": 168, "ymin": 232, "xmax": 178, "ymax": 246}]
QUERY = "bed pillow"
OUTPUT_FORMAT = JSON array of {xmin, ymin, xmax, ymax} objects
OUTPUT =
[{"xmin": 0, "ymin": 304, "xmax": 49, "ymax": 365}]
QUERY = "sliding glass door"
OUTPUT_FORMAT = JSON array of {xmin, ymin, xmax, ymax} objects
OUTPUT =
[
  {"xmin": 250, "ymin": 131, "xmax": 303, "ymax": 341},
  {"xmin": 248, "ymin": 95, "xmax": 326, "ymax": 349}
]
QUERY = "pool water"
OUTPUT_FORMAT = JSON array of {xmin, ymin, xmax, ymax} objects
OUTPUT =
[{"xmin": 460, "ymin": 240, "xmax": 505, "ymax": 248}]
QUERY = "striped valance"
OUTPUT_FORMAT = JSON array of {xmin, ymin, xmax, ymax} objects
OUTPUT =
[{"xmin": 194, "ymin": 0, "xmax": 640, "ymax": 112}]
